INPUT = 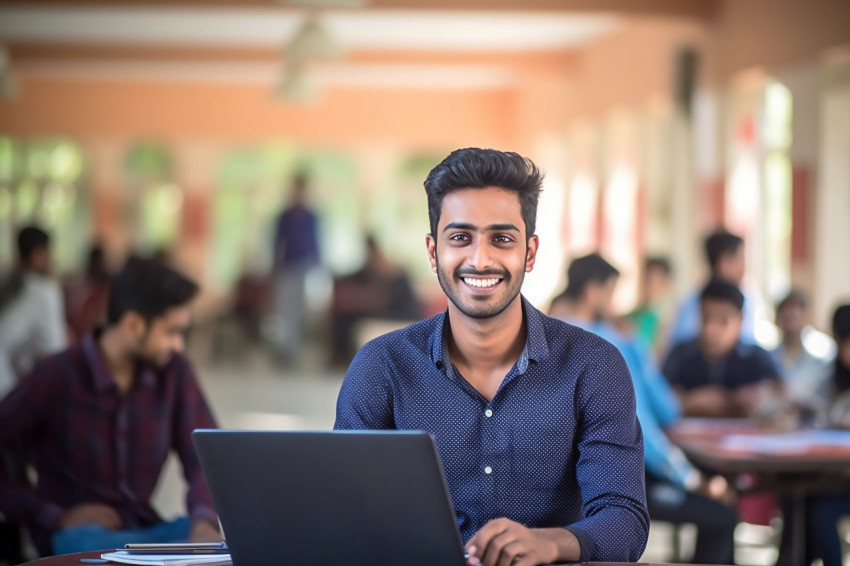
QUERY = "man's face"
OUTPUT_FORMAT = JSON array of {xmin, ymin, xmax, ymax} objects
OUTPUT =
[
  {"xmin": 28, "ymin": 245, "xmax": 52, "ymax": 276},
  {"xmin": 644, "ymin": 266, "xmax": 670, "ymax": 304},
  {"xmin": 426, "ymin": 187, "xmax": 538, "ymax": 320},
  {"xmin": 132, "ymin": 306, "xmax": 192, "ymax": 367},
  {"xmin": 776, "ymin": 304, "xmax": 806, "ymax": 338},
  {"xmin": 717, "ymin": 247, "xmax": 746, "ymax": 284},
  {"xmin": 587, "ymin": 276, "xmax": 618, "ymax": 321},
  {"xmin": 699, "ymin": 298, "xmax": 743, "ymax": 359}
]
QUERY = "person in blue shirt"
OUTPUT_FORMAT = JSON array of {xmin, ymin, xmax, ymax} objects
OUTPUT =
[
  {"xmin": 664, "ymin": 280, "xmax": 781, "ymax": 418},
  {"xmin": 334, "ymin": 148, "xmax": 649, "ymax": 565},
  {"xmin": 550, "ymin": 253, "xmax": 737, "ymax": 564},
  {"xmin": 668, "ymin": 231, "xmax": 756, "ymax": 349}
]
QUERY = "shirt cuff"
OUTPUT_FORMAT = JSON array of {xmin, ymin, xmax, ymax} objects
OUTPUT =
[
  {"xmin": 37, "ymin": 502, "xmax": 66, "ymax": 531},
  {"xmin": 189, "ymin": 505, "xmax": 219, "ymax": 529},
  {"xmin": 563, "ymin": 525, "xmax": 593, "ymax": 563}
]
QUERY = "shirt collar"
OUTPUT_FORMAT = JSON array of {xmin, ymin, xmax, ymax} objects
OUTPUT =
[
  {"xmin": 83, "ymin": 330, "xmax": 158, "ymax": 392},
  {"xmin": 429, "ymin": 295, "xmax": 549, "ymax": 374}
]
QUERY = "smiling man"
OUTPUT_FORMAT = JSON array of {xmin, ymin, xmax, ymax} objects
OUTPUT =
[{"xmin": 334, "ymin": 148, "xmax": 648, "ymax": 565}]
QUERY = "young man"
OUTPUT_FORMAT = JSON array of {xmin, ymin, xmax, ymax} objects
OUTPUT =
[
  {"xmin": 771, "ymin": 290, "xmax": 831, "ymax": 409},
  {"xmin": 628, "ymin": 256, "xmax": 672, "ymax": 352},
  {"xmin": 668, "ymin": 231, "xmax": 757, "ymax": 348},
  {"xmin": 0, "ymin": 257, "xmax": 220, "ymax": 556},
  {"xmin": 335, "ymin": 149, "xmax": 649, "ymax": 565},
  {"xmin": 663, "ymin": 279, "xmax": 781, "ymax": 418},
  {"xmin": 551, "ymin": 254, "xmax": 737, "ymax": 565},
  {"xmin": 0, "ymin": 226, "xmax": 67, "ymax": 398}
]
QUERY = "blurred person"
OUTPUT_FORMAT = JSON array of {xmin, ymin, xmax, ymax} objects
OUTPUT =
[
  {"xmin": 0, "ymin": 257, "xmax": 221, "ymax": 556},
  {"xmin": 774, "ymin": 305, "xmax": 850, "ymax": 566},
  {"xmin": 330, "ymin": 234, "xmax": 421, "ymax": 366},
  {"xmin": 65, "ymin": 243, "xmax": 112, "ymax": 342},
  {"xmin": 0, "ymin": 226, "xmax": 67, "ymax": 398},
  {"xmin": 628, "ymin": 256, "xmax": 673, "ymax": 352},
  {"xmin": 663, "ymin": 279, "xmax": 781, "ymax": 418},
  {"xmin": 668, "ymin": 231, "xmax": 757, "ymax": 349},
  {"xmin": 771, "ymin": 290, "xmax": 831, "ymax": 410},
  {"xmin": 551, "ymin": 253, "xmax": 737, "ymax": 565},
  {"xmin": 272, "ymin": 174, "xmax": 321, "ymax": 363},
  {"xmin": 336, "ymin": 148, "xmax": 649, "ymax": 564}
]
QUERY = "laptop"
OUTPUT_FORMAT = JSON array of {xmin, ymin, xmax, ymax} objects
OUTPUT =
[{"xmin": 192, "ymin": 430, "xmax": 468, "ymax": 566}]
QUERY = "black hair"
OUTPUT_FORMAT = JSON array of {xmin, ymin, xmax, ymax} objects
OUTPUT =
[
  {"xmin": 833, "ymin": 304, "xmax": 850, "ymax": 343},
  {"xmin": 700, "ymin": 279, "xmax": 745, "ymax": 312},
  {"xmin": 17, "ymin": 225, "xmax": 50, "ymax": 265},
  {"xmin": 562, "ymin": 253, "xmax": 620, "ymax": 299},
  {"xmin": 704, "ymin": 230, "xmax": 744, "ymax": 273},
  {"xmin": 776, "ymin": 289, "xmax": 808, "ymax": 313},
  {"xmin": 644, "ymin": 256, "xmax": 671, "ymax": 276},
  {"xmin": 423, "ymin": 148, "xmax": 543, "ymax": 237},
  {"xmin": 106, "ymin": 257, "xmax": 199, "ymax": 325}
]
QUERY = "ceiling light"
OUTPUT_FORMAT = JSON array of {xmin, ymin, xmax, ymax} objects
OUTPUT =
[{"xmin": 286, "ymin": 13, "xmax": 343, "ymax": 62}]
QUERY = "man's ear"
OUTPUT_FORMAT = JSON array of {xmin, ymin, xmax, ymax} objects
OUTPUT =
[
  {"xmin": 525, "ymin": 235, "xmax": 539, "ymax": 273},
  {"xmin": 426, "ymin": 233, "xmax": 437, "ymax": 274},
  {"xmin": 120, "ymin": 311, "xmax": 148, "ymax": 341}
]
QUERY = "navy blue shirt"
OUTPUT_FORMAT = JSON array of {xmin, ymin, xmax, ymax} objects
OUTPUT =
[
  {"xmin": 274, "ymin": 205, "xmax": 320, "ymax": 267},
  {"xmin": 663, "ymin": 339, "xmax": 781, "ymax": 391},
  {"xmin": 334, "ymin": 298, "xmax": 649, "ymax": 562}
]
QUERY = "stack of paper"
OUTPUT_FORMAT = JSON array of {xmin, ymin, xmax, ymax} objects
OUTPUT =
[{"xmin": 101, "ymin": 551, "xmax": 231, "ymax": 566}]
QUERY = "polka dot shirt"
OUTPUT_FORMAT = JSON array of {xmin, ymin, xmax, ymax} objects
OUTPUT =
[{"xmin": 334, "ymin": 297, "xmax": 649, "ymax": 562}]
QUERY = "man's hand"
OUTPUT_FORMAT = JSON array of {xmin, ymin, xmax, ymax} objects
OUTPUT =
[
  {"xmin": 465, "ymin": 518, "xmax": 578, "ymax": 566},
  {"xmin": 681, "ymin": 386, "xmax": 732, "ymax": 417},
  {"xmin": 188, "ymin": 520, "xmax": 223, "ymax": 543},
  {"xmin": 61, "ymin": 503, "xmax": 121, "ymax": 530}
]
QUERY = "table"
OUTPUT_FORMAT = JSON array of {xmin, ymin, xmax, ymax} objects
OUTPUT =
[
  {"xmin": 670, "ymin": 419, "xmax": 850, "ymax": 566},
  {"xmin": 21, "ymin": 551, "xmax": 729, "ymax": 566}
]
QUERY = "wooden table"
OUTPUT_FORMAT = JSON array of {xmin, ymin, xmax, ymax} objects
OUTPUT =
[
  {"xmin": 670, "ymin": 419, "xmax": 850, "ymax": 566},
  {"xmin": 21, "ymin": 551, "xmax": 729, "ymax": 566}
]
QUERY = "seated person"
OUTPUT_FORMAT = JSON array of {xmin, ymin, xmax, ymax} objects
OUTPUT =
[
  {"xmin": 0, "ymin": 258, "xmax": 221, "ymax": 556},
  {"xmin": 335, "ymin": 148, "xmax": 649, "ymax": 564},
  {"xmin": 551, "ymin": 253, "xmax": 737, "ymax": 565},
  {"xmin": 771, "ymin": 290, "xmax": 831, "ymax": 411},
  {"xmin": 330, "ymin": 235, "xmax": 421, "ymax": 365},
  {"xmin": 663, "ymin": 280, "xmax": 781, "ymax": 418},
  {"xmin": 628, "ymin": 256, "xmax": 673, "ymax": 353},
  {"xmin": 668, "ymin": 230, "xmax": 758, "ymax": 349}
]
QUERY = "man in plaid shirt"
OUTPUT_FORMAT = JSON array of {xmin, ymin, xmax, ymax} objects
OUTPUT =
[{"xmin": 0, "ymin": 257, "xmax": 220, "ymax": 556}]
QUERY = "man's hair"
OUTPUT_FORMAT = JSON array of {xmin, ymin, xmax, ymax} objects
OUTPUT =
[
  {"xmin": 700, "ymin": 279, "xmax": 745, "ymax": 312},
  {"xmin": 563, "ymin": 253, "xmax": 620, "ymax": 299},
  {"xmin": 776, "ymin": 289, "xmax": 808, "ymax": 313},
  {"xmin": 423, "ymin": 148, "xmax": 543, "ymax": 237},
  {"xmin": 107, "ymin": 257, "xmax": 199, "ymax": 325},
  {"xmin": 17, "ymin": 226, "xmax": 50, "ymax": 264},
  {"xmin": 704, "ymin": 230, "xmax": 744, "ymax": 272},
  {"xmin": 644, "ymin": 256, "xmax": 671, "ymax": 276},
  {"xmin": 833, "ymin": 304, "xmax": 850, "ymax": 343}
]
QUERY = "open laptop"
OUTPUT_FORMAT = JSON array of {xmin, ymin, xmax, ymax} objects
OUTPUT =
[{"xmin": 192, "ymin": 430, "xmax": 468, "ymax": 566}]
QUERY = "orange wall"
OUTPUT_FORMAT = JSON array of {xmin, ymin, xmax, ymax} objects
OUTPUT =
[{"xmin": 0, "ymin": 78, "xmax": 518, "ymax": 151}]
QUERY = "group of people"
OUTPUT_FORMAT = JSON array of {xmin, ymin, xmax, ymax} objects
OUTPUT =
[{"xmin": 1, "ymin": 147, "xmax": 849, "ymax": 566}]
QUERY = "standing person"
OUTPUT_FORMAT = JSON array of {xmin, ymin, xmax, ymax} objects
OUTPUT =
[
  {"xmin": 65, "ymin": 243, "xmax": 112, "ymax": 342},
  {"xmin": 668, "ymin": 230, "xmax": 757, "ymax": 349},
  {"xmin": 551, "ymin": 253, "xmax": 738, "ymax": 565},
  {"xmin": 335, "ymin": 148, "xmax": 649, "ymax": 564},
  {"xmin": 272, "ymin": 174, "xmax": 321, "ymax": 363},
  {"xmin": 771, "ymin": 290, "xmax": 831, "ymax": 410},
  {"xmin": 0, "ymin": 258, "xmax": 221, "ymax": 556},
  {"xmin": 0, "ymin": 226, "xmax": 67, "ymax": 398}
]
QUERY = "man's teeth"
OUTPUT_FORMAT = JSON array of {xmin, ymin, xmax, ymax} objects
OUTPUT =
[{"xmin": 463, "ymin": 277, "xmax": 500, "ymax": 288}]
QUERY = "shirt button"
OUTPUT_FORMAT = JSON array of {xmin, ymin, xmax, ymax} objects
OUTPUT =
[
  {"xmin": 484, "ymin": 466, "xmax": 493, "ymax": 475},
  {"xmin": 484, "ymin": 409, "xmax": 493, "ymax": 418}
]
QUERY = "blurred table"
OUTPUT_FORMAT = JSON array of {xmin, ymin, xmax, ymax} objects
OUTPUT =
[
  {"xmin": 669, "ymin": 418, "xmax": 850, "ymax": 565},
  {"xmin": 21, "ymin": 551, "xmax": 731, "ymax": 566}
]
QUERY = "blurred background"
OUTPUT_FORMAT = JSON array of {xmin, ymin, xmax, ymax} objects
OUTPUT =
[{"xmin": 1, "ymin": 0, "xmax": 850, "ymax": 561}]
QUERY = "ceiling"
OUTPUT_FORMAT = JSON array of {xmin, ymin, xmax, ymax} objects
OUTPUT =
[{"xmin": 0, "ymin": 7, "xmax": 624, "ymax": 52}]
